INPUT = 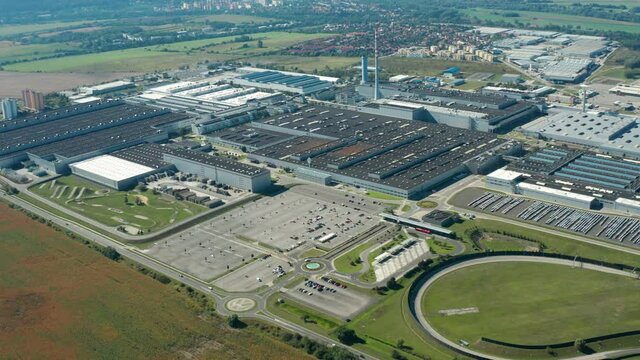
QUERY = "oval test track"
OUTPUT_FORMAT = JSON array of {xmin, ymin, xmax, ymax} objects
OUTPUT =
[{"xmin": 411, "ymin": 255, "xmax": 640, "ymax": 360}]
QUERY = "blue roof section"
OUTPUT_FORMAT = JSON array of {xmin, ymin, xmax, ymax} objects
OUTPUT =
[
  {"xmin": 238, "ymin": 70, "xmax": 332, "ymax": 92},
  {"xmin": 444, "ymin": 67, "xmax": 460, "ymax": 74}
]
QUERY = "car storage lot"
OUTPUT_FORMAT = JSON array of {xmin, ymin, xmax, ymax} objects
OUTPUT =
[
  {"xmin": 454, "ymin": 187, "xmax": 640, "ymax": 246},
  {"xmin": 205, "ymin": 185, "xmax": 382, "ymax": 252},
  {"xmin": 283, "ymin": 276, "xmax": 374, "ymax": 320}
]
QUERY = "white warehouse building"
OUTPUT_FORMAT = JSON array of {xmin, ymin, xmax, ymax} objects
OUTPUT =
[{"xmin": 69, "ymin": 155, "xmax": 162, "ymax": 190}]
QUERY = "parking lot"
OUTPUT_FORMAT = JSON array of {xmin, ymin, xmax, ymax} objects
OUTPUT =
[
  {"xmin": 144, "ymin": 227, "xmax": 263, "ymax": 281},
  {"xmin": 284, "ymin": 276, "xmax": 373, "ymax": 320},
  {"xmin": 459, "ymin": 189, "xmax": 640, "ymax": 246},
  {"xmin": 214, "ymin": 256, "xmax": 291, "ymax": 292},
  {"xmin": 206, "ymin": 185, "xmax": 382, "ymax": 252}
]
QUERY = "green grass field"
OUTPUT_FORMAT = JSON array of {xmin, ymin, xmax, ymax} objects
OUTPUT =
[
  {"xmin": 249, "ymin": 55, "xmax": 359, "ymax": 73},
  {"xmin": 195, "ymin": 14, "xmax": 275, "ymax": 24},
  {"xmin": 30, "ymin": 176, "xmax": 206, "ymax": 233},
  {"xmin": 333, "ymin": 241, "xmax": 372, "ymax": 274},
  {"xmin": 416, "ymin": 200, "xmax": 437, "ymax": 209},
  {"xmin": 466, "ymin": 8, "xmax": 640, "ymax": 34},
  {"xmin": 348, "ymin": 277, "xmax": 455, "ymax": 360},
  {"xmin": 267, "ymin": 294, "xmax": 341, "ymax": 336},
  {"xmin": 0, "ymin": 42, "xmax": 80, "ymax": 64},
  {"xmin": 0, "ymin": 20, "xmax": 99, "ymax": 37},
  {"xmin": 551, "ymin": 0, "xmax": 639, "ymax": 7},
  {"xmin": 451, "ymin": 218, "xmax": 640, "ymax": 267},
  {"xmin": 5, "ymin": 31, "xmax": 335, "ymax": 73},
  {"xmin": 423, "ymin": 262, "xmax": 640, "ymax": 349},
  {"xmin": 427, "ymin": 238, "xmax": 456, "ymax": 255},
  {"xmin": 380, "ymin": 56, "xmax": 514, "ymax": 78},
  {"xmin": 0, "ymin": 202, "xmax": 308, "ymax": 360},
  {"xmin": 366, "ymin": 190, "xmax": 403, "ymax": 201}
]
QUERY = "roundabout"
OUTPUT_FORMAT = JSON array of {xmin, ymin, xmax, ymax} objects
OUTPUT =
[
  {"xmin": 225, "ymin": 297, "xmax": 257, "ymax": 312},
  {"xmin": 410, "ymin": 255, "xmax": 640, "ymax": 360}
]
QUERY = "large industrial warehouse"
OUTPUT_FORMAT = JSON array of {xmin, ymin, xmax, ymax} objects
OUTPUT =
[
  {"xmin": 486, "ymin": 147, "xmax": 640, "ymax": 215},
  {"xmin": 245, "ymin": 105, "xmax": 520, "ymax": 199},
  {"xmin": 69, "ymin": 143, "xmax": 272, "ymax": 193},
  {"xmin": 355, "ymin": 83, "xmax": 542, "ymax": 132},
  {"xmin": 129, "ymin": 79, "xmax": 284, "ymax": 115},
  {"xmin": 232, "ymin": 69, "xmax": 335, "ymax": 95},
  {"xmin": 0, "ymin": 100, "xmax": 192, "ymax": 173},
  {"xmin": 522, "ymin": 111, "xmax": 640, "ymax": 159}
]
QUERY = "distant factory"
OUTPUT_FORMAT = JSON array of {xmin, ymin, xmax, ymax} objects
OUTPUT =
[
  {"xmin": 354, "ymin": 84, "xmax": 542, "ymax": 133},
  {"xmin": 522, "ymin": 111, "xmax": 640, "ymax": 159},
  {"xmin": 232, "ymin": 67, "xmax": 336, "ymax": 96},
  {"xmin": 129, "ymin": 79, "xmax": 284, "ymax": 116}
]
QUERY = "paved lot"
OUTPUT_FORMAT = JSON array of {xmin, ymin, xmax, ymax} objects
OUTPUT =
[
  {"xmin": 452, "ymin": 187, "xmax": 640, "ymax": 247},
  {"xmin": 374, "ymin": 239, "xmax": 430, "ymax": 282},
  {"xmin": 214, "ymin": 256, "xmax": 291, "ymax": 292},
  {"xmin": 284, "ymin": 276, "xmax": 373, "ymax": 320},
  {"xmin": 467, "ymin": 72, "xmax": 494, "ymax": 81},
  {"xmin": 144, "ymin": 227, "xmax": 263, "ymax": 281},
  {"xmin": 206, "ymin": 185, "xmax": 382, "ymax": 252}
]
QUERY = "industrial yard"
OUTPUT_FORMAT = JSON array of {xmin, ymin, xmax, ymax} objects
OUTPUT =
[{"xmin": 4, "ymin": 5, "xmax": 640, "ymax": 360}]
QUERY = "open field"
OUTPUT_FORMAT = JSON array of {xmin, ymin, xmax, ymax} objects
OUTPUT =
[
  {"xmin": 422, "ymin": 262, "xmax": 640, "ymax": 351},
  {"xmin": 194, "ymin": 14, "xmax": 275, "ymax": 24},
  {"xmin": 248, "ymin": 55, "xmax": 359, "ymax": 73},
  {"xmin": 380, "ymin": 56, "xmax": 514, "ymax": 78},
  {"xmin": 0, "ymin": 42, "xmax": 80, "ymax": 64},
  {"xmin": 0, "ymin": 21, "xmax": 100, "ymax": 37},
  {"xmin": 466, "ymin": 8, "xmax": 640, "ymax": 34},
  {"xmin": 551, "ymin": 0, "xmax": 640, "ymax": 7},
  {"xmin": 0, "ymin": 70, "xmax": 140, "ymax": 97},
  {"xmin": 267, "ymin": 293, "xmax": 341, "ymax": 336},
  {"xmin": 0, "ymin": 202, "xmax": 309, "ymax": 360},
  {"xmin": 348, "ymin": 277, "xmax": 454, "ymax": 360},
  {"xmin": 5, "ymin": 31, "xmax": 335, "ymax": 73},
  {"xmin": 591, "ymin": 47, "xmax": 640, "ymax": 82},
  {"xmin": 30, "ymin": 176, "xmax": 206, "ymax": 234}
]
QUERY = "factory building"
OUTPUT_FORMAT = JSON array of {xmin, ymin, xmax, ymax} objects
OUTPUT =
[
  {"xmin": 0, "ymin": 100, "xmax": 193, "ymax": 173},
  {"xmin": 81, "ymin": 80, "xmax": 135, "ymax": 95},
  {"xmin": 354, "ymin": 83, "xmax": 542, "ymax": 132},
  {"xmin": 69, "ymin": 155, "xmax": 163, "ymax": 190},
  {"xmin": 68, "ymin": 143, "xmax": 271, "ymax": 193},
  {"xmin": 246, "ymin": 105, "xmax": 521, "ymax": 199},
  {"xmin": 522, "ymin": 111, "xmax": 640, "ymax": 159},
  {"xmin": 163, "ymin": 146, "xmax": 271, "ymax": 193},
  {"xmin": 541, "ymin": 58, "xmax": 595, "ymax": 83},
  {"xmin": 129, "ymin": 80, "xmax": 284, "ymax": 116},
  {"xmin": 485, "ymin": 147, "xmax": 640, "ymax": 215},
  {"xmin": 232, "ymin": 69, "xmax": 334, "ymax": 95}
]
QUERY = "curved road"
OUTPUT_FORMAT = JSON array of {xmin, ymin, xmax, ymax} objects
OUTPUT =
[{"xmin": 411, "ymin": 255, "xmax": 640, "ymax": 360}]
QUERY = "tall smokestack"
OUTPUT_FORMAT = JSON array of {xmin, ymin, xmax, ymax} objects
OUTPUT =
[
  {"xmin": 361, "ymin": 56, "xmax": 368, "ymax": 85},
  {"xmin": 374, "ymin": 27, "xmax": 380, "ymax": 100}
]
